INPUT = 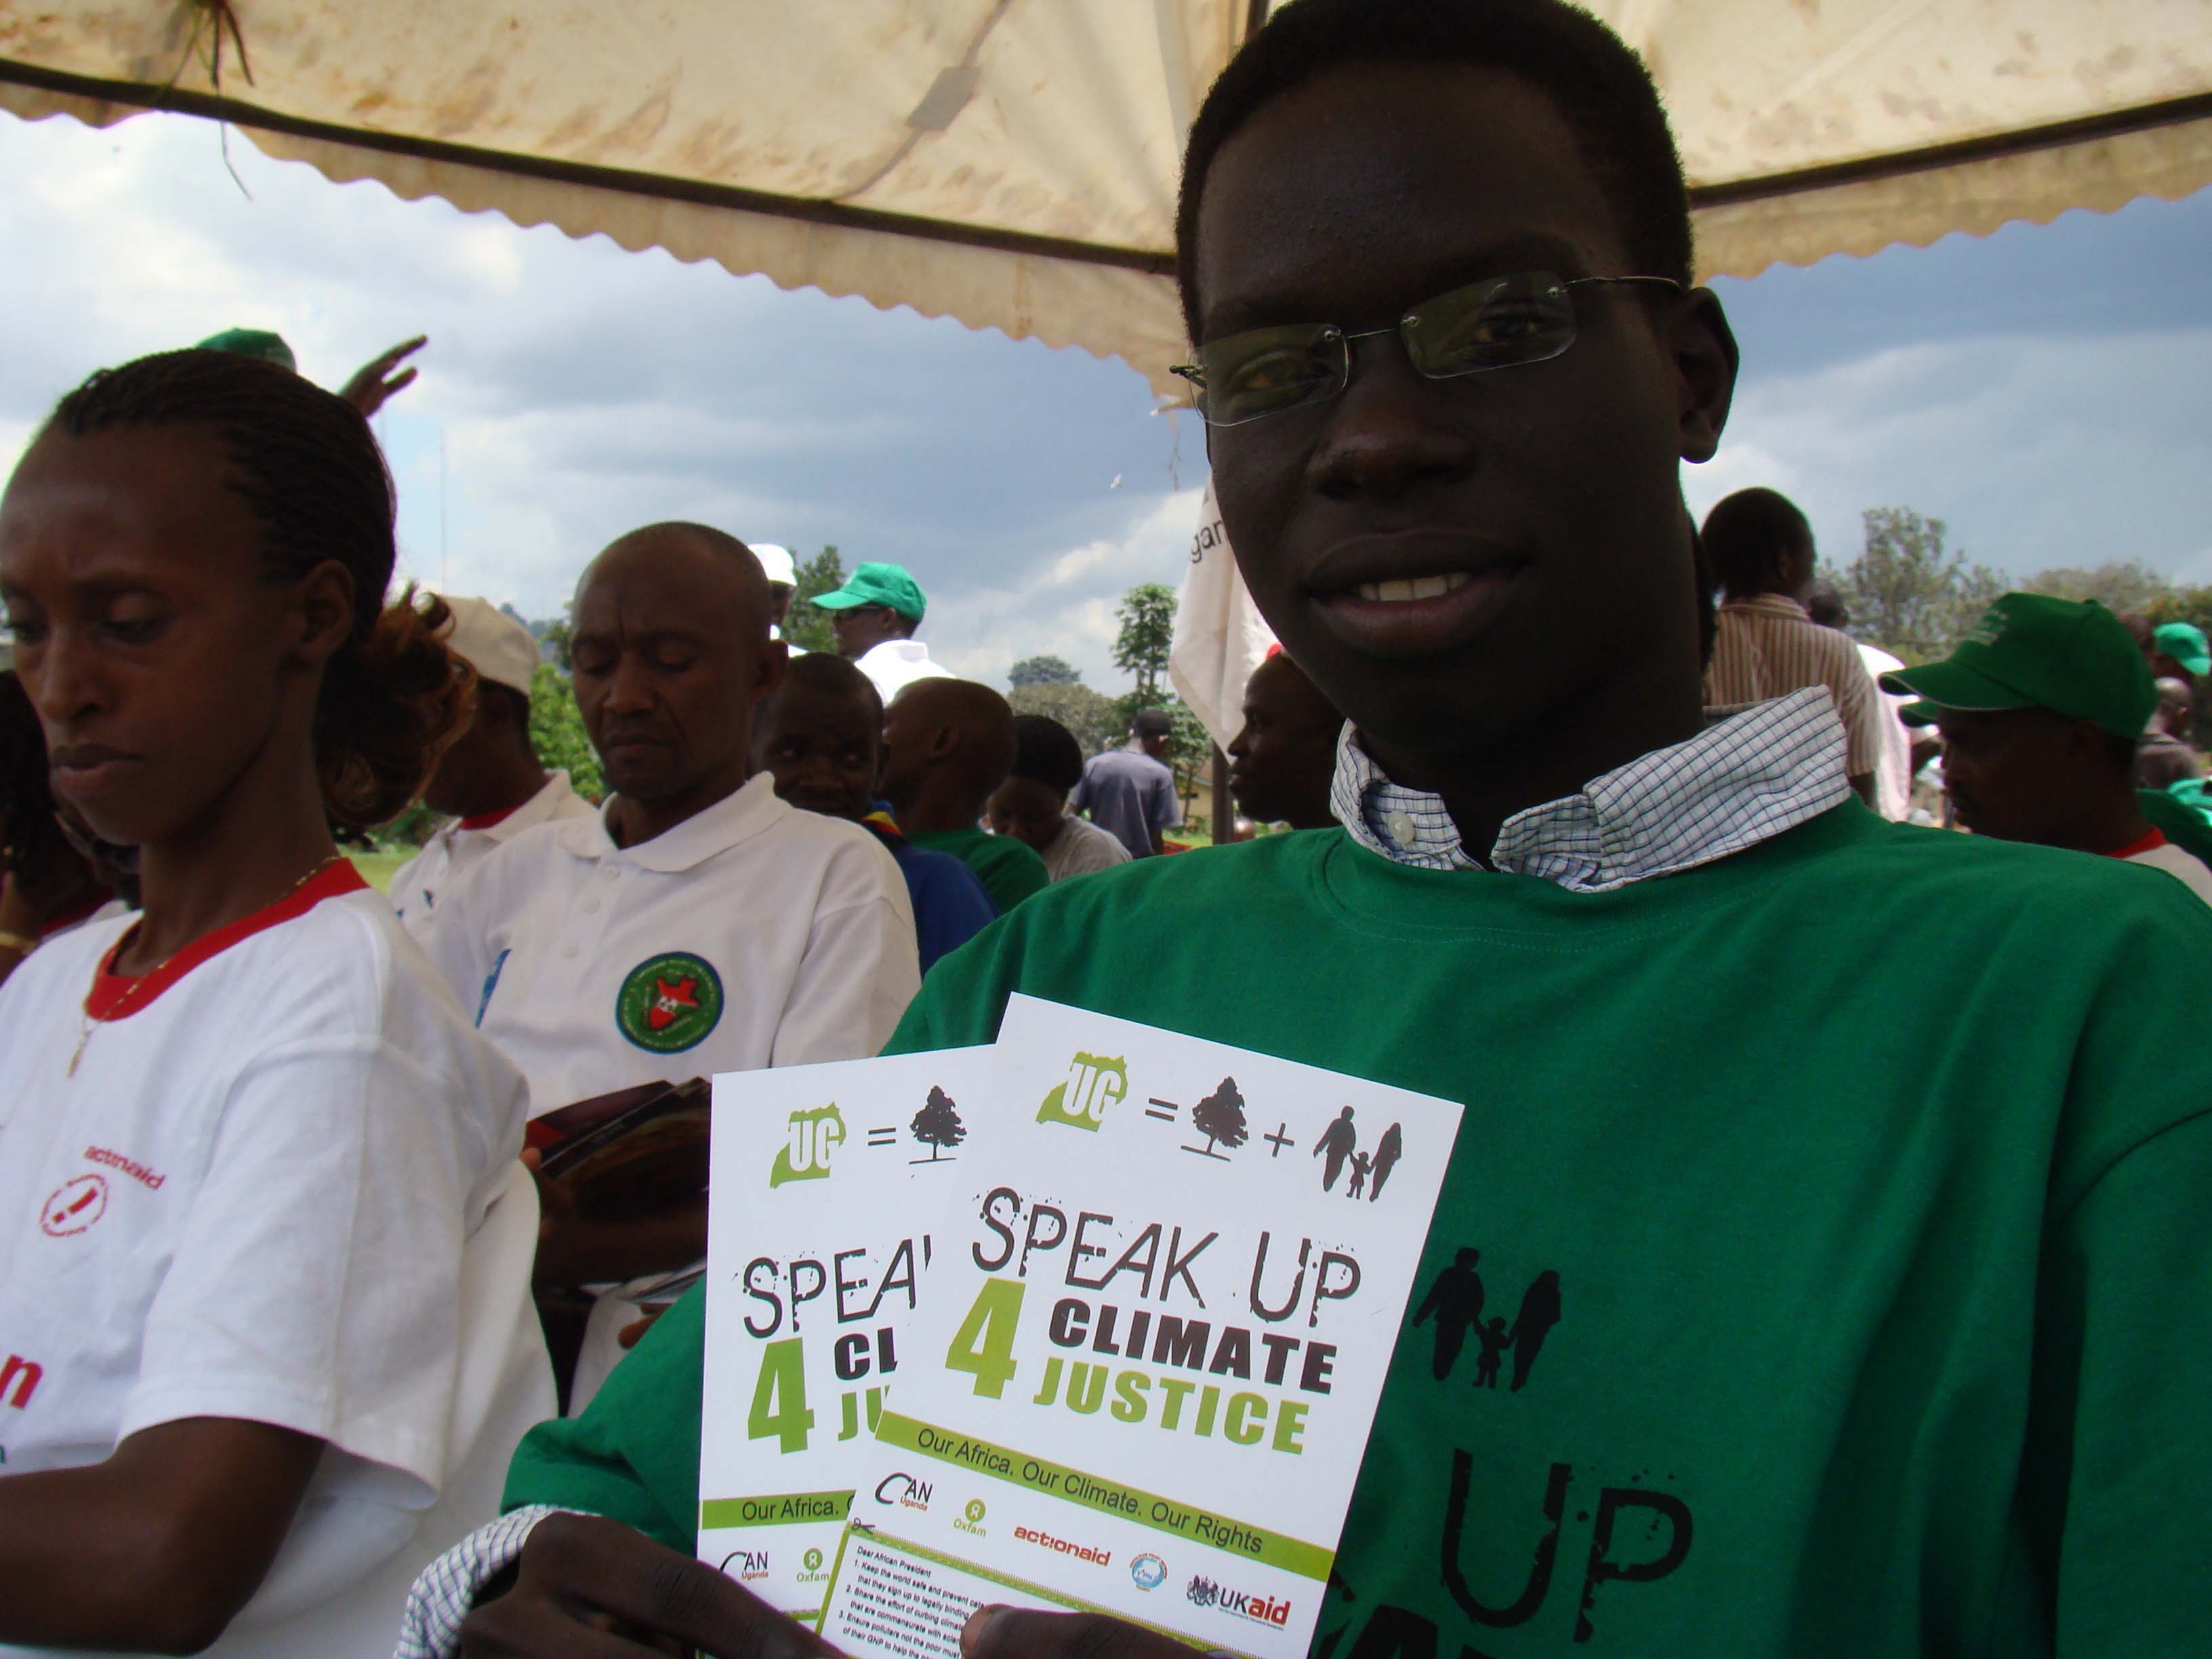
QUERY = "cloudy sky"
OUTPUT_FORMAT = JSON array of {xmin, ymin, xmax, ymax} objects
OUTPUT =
[{"xmin": 3, "ymin": 106, "xmax": 2209, "ymax": 689}]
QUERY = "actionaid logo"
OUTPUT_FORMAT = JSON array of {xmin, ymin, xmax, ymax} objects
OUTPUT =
[{"xmin": 1186, "ymin": 1576, "xmax": 1292, "ymax": 1628}]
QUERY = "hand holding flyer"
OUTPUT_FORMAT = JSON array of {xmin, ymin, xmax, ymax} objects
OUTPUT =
[
  {"xmin": 697, "ymin": 1047, "xmax": 994, "ymax": 1620},
  {"xmin": 819, "ymin": 996, "xmax": 1465, "ymax": 1659}
]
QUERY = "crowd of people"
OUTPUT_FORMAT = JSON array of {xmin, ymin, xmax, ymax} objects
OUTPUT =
[{"xmin": 1, "ymin": 0, "xmax": 2207, "ymax": 1656}]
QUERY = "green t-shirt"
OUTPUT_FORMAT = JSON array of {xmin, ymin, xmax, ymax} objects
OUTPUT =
[
  {"xmin": 908, "ymin": 825, "xmax": 1048, "ymax": 916},
  {"xmin": 507, "ymin": 805, "xmax": 2212, "ymax": 1655}
]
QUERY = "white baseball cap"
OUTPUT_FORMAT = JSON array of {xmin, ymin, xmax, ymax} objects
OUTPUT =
[
  {"xmin": 440, "ymin": 596, "xmax": 541, "ymax": 698},
  {"xmin": 752, "ymin": 543, "xmax": 798, "ymax": 587}
]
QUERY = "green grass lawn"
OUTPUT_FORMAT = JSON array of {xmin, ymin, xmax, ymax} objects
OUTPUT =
[{"xmin": 348, "ymin": 851, "xmax": 408, "ymax": 894}]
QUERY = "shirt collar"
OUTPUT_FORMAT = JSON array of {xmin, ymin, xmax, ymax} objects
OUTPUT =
[
  {"xmin": 559, "ymin": 771, "xmax": 789, "ymax": 872},
  {"xmin": 862, "ymin": 640, "xmax": 933, "ymax": 665},
  {"xmin": 1721, "ymin": 592, "xmax": 1811, "ymax": 621},
  {"xmin": 1328, "ymin": 687, "xmax": 1853, "ymax": 891},
  {"xmin": 452, "ymin": 771, "xmax": 577, "ymax": 842}
]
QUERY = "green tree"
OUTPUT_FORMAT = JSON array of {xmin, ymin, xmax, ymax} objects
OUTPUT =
[
  {"xmin": 1113, "ymin": 583, "xmax": 1177, "ymax": 700},
  {"xmin": 531, "ymin": 602, "xmax": 573, "ymax": 672},
  {"xmin": 2146, "ymin": 587, "xmax": 2212, "ymax": 638},
  {"xmin": 2022, "ymin": 560, "xmax": 2169, "ymax": 615},
  {"xmin": 529, "ymin": 661, "xmax": 604, "ymax": 802},
  {"xmin": 1008, "ymin": 654, "xmax": 1082, "ymax": 687},
  {"xmin": 1835, "ymin": 507, "xmax": 2007, "ymax": 663},
  {"xmin": 1008, "ymin": 681, "xmax": 1122, "ymax": 757},
  {"xmin": 783, "ymin": 544, "xmax": 848, "ymax": 655}
]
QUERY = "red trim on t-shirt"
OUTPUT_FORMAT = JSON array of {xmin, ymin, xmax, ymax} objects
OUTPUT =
[
  {"xmin": 2106, "ymin": 828, "xmax": 2169, "ymax": 861},
  {"xmin": 85, "ymin": 861, "xmax": 369, "ymax": 1021},
  {"xmin": 457, "ymin": 802, "xmax": 523, "ymax": 832}
]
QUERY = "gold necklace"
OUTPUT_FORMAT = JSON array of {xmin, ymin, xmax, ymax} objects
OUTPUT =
[{"xmin": 68, "ymin": 856, "xmax": 346, "ymax": 1079}]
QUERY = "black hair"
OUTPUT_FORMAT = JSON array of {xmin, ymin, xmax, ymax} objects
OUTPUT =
[
  {"xmin": 1691, "ymin": 527, "xmax": 1719, "ymax": 669},
  {"xmin": 1176, "ymin": 0, "xmax": 1694, "ymax": 342},
  {"xmin": 781, "ymin": 649, "xmax": 884, "ymax": 719},
  {"xmin": 47, "ymin": 348, "xmax": 472, "ymax": 827},
  {"xmin": 1010, "ymin": 714, "xmax": 1085, "ymax": 796},
  {"xmin": 1803, "ymin": 579, "xmax": 1848, "ymax": 630},
  {"xmin": 1700, "ymin": 488, "xmax": 1811, "ymax": 602},
  {"xmin": 0, "ymin": 670, "xmax": 77, "ymax": 897},
  {"xmin": 1132, "ymin": 707, "xmax": 1174, "ymax": 739}
]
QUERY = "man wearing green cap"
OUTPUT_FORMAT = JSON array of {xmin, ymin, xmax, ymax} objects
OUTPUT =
[
  {"xmin": 1884, "ymin": 593, "xmax": 2212, "ymax": 904},
  {"xmin": 2150, "ymin": 619, "xmax": 2212, "ymax": 750},
  {"xmin": 809, "ymin": 560, "xmax": 956, "ymax": 703}
]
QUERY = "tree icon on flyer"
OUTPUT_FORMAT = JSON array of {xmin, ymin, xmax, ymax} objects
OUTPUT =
[
  {"xmin": 910, "ymin": 1085, "xmax": 966, "ymax": 1163},
  {"xmin": 1184, "ymin": 1076, "xmax": 1248, "ymax": 1160}
]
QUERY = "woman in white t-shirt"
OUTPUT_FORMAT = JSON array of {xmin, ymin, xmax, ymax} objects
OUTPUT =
[{"xmin": 0, "ymin": 348, "xmax": 553, "ymax": 1657}]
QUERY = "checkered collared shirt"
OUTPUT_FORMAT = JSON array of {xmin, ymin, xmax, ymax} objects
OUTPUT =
[{"xmin": 1328, "ymin": 686, "xmax": 1853, "ymax": 890}]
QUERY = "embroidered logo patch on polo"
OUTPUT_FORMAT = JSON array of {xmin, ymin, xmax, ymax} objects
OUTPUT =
[{"xmin": 615, "ymin": 951, "xmax": 725, "ymax": 1053}]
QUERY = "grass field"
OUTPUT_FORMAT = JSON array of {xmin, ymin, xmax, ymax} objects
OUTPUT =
[{"xmin": 348, "ymin": 851, "xmax": 408, "ymax": 894}]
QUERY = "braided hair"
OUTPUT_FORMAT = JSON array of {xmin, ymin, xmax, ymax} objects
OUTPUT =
[{"xmin": 45, "ymin": 348, "xmax": 473, "ymax": 827}]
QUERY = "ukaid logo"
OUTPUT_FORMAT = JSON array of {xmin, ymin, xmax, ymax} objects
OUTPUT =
[
  {"xmin": 769, "ymin": 1104, "xmax": 845, "ymax": 1189},
  {"xmin": 1036, "ymin": 1050, "xmax": 1127, "ymax": 1132},
  {"xmin": 1187, "ymin": 1576, "xmax": 1292, "ymax": 1628}
]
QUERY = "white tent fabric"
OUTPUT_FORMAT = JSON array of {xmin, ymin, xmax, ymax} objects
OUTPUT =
[
  {"xmin": 4, "ymin": 1, "xmax": 2209, "ymax": 395},
  {"xmin": 1168, "ymin": 480, "xmax": 1278, "ymax": 758}
]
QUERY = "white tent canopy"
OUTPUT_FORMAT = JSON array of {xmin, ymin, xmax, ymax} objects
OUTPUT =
[{"xmin": 5, "ymin": 1, "xmax": 2209, "ymax": 396}]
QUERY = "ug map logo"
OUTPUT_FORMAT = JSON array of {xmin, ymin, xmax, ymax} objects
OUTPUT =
[
  {"xmin": 1036, "ymin": 1050, "xmax": 1128, "ymax": 1132},
  {"xmin": 769, "ymin": 1104, "xmax": 846, "ymax": 1189},
  {"xmin": 615, "ymin": 951, "xmax": 724, "ymax": 1053}
]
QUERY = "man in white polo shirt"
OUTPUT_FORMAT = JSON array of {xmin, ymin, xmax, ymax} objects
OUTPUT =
[
  {"xmin": 420, "ymin": 524, "xmax": 919, "ymax": 1407},
  {"xmin": 388, "ymin": 598, "xmax": 594, "ymax": 936},
  {"xmin": 809, "ymin": 561, "xmax": 954, "ymax": 700},
  {"xmin": 750, "ymin": 544, "xmax": 805, "ymax": 654}
]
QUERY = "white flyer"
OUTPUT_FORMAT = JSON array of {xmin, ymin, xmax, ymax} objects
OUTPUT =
[
  {"xmin": 820, "ymin": 996, "xmax": 1465, "ymax": 1659},
  {"xmin": 697, "ymin": 1046, "xmax": 994, "ymax": 1622}
]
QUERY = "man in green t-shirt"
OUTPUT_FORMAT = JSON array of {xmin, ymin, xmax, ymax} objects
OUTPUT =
[
  {"xmin": 407, "ymin": 1, "xmax": 2212, "ymax": 1655},
  {"xmin": 880, "ymin": 676, "xmax": 1048, "ymax": 915}
]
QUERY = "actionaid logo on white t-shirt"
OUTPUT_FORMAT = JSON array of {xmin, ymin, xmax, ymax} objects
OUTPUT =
[{"xmin": 40, "ymin": 1174, "xmax": 108, "ymax": 1237}]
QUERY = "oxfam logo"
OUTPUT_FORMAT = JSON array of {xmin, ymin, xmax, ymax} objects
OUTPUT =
[
  {"xmin": 964, "ymin": 1499, "xmax": 986, "ymax": 1523},
  {"xmin": 614, "ymin": 952, "xmax": 724, "ymax": 1053},
  {"xmin": 804, "ymin": 1548, "xmax": 824, "ymax": 1572}
]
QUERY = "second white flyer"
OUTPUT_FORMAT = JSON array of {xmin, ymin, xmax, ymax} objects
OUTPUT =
[{"xmin": 821, "ymin": 995, "xmax": 1466, "ymax": 1659}]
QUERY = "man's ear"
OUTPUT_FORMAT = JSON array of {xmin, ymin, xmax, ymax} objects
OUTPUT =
[
  {"xmin": 925, "ymin": 720, "xmax": 962, "ymax": 763},
  {"xmin": 754, "ymin": 639, "xmax": 790, "ymax": 701},
  {"xmin": 293, "ymin": 558, "xmax": 357, "ymax": 668},
  {"xmin": 1670, "ymin": 287, "xmax": 1738, "ymax": 465}
]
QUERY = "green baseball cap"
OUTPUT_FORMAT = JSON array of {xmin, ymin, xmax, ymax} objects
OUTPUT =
[
  {"xmin": 1877, "ymin": 592, "xmax": 2155, "ymax": 740},
  {"xmin": 811, "ymin": 561, "xmax": 927, "ymax": 623},
  {"xmin": 2154, "ymin": 621, "xmax": 2211, "ymax": 676},
  {"xmin": 194, "ymin": 327, "xmax": 297, "ymax": 371}
]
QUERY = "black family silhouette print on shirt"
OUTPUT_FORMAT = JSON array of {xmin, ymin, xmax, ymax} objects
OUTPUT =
[{"xmin": 1412, "ymin": 1248, "xmax": 1563, "ymax": 1391}]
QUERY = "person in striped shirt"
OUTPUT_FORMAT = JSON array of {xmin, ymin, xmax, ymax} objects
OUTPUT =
[{"xmin": 1701, "ymin": 487, "xmax": 1883, "ymax": 806}]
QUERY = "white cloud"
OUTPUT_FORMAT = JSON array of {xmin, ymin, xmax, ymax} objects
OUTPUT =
[
  {"xmin": 1686, "ymin": 329, "xmax": 2212, "ymax": 586},
  {"xmin": 926, "ymin": 487, "xmax": 1206, "ymax": 687}
]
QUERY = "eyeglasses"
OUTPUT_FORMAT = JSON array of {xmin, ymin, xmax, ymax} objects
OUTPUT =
[{"xmin": 1171, "ymin": 270, "xmax": 1682, "ymax": 428}]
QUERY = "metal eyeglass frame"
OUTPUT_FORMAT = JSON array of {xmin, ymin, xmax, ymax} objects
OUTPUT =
[{"xmin": 1170, "ymin": 272, "xmax": 1683, "ymax": 427}]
